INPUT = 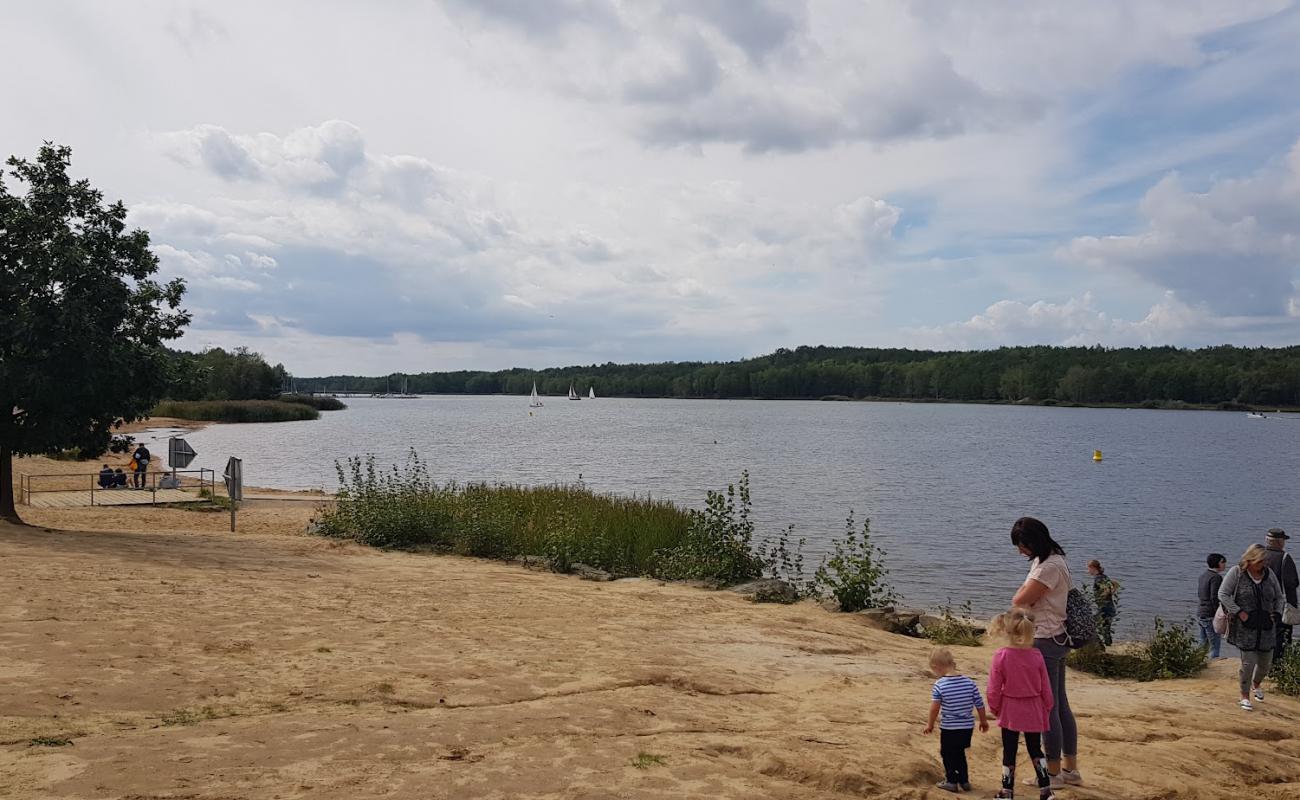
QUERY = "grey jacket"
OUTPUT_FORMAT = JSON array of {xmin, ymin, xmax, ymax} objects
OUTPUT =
[
  {"xmin": 1218, "ymin": 565, "xmax": 1285, "ymax": 652},
  {"xmin": 1197, "ymin": 569, "xmax": 1223, "ymax": 619}
]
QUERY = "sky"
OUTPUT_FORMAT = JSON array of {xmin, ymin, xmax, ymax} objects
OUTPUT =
[{"xmin": 4, "ymin": 0, "xmax": 1300, "ymax": 376}]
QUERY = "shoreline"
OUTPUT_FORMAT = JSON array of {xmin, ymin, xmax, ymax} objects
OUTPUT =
[{"xmin": 1, "ymin": 510, "xmax": 1297, "ymax": 798}]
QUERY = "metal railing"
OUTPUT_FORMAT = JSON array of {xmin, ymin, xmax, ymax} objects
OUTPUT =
[{"xmin": 18, "ymin": 468, "xmax": 217, "ymax": 506}]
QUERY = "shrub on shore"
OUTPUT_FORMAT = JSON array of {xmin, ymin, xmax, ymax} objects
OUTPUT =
[
  {"xmin": 1068, "ymin": 618, "xmax": 1207, "ymax": 681},
  {"xmin": 314, "ymin": 451, "xmax": 691, "ymax": 575},
  {"xmin": 924, "ymin": 600, "xmax": 983, "ymax": 647},
  {"xmin": 153, "ymin": 400, "xmax": 320, "ymax": 422},
  {"xmin": 279, "ymin": 394, "xmax": 347, "ymax": 411},
  {"xmin": 810, "ymin": 512, "xmax": 897, "ymax": 612},
  {"xmin": 1270, "ymin": 642, "xmax": 1300, "ymax": 697}
]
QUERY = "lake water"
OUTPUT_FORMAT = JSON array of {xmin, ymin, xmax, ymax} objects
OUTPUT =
[{"xmin": 162, "ymin": 397, "xmax": 1300, "ymax": 636}]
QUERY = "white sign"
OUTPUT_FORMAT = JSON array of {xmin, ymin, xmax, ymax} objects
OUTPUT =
[{"xmin": 223, "ymin": 456, "xmax": 243, "ymax": 502}]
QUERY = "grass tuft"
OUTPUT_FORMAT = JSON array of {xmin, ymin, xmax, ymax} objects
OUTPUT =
[
  {"xmin": 630, "ymin": 752, "xmax": 667, "ymax": 769},
  {"xmin": 28, "ymin": 735, "xmax": 73, "ymax": 747}
]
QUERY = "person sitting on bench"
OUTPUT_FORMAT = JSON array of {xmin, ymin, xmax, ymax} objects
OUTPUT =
[
  {"xmin": 114, "ymin": 468, "xmax": 128, "ymax": 488},
  {"xmin": 98, "ymin": 464, "xmax": 115, "ymax": 489}
]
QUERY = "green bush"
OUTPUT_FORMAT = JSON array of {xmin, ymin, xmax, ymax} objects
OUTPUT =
[
  {"xmin": 279, "ymin": 394, "xmax": 348, "ymax": 410},
  {"xmin": 925, "ymin": 600, "xmax": 983, "ymax": 647},
  {"xmin": 153, "ymin": 400, "xmax": 320, "ymax": 422},
  {"xmin": 1068, "ymin": 618, "xmax": 1207, "ymax": 681},
  {"xmin": 1269, "ymin": 642, "xmax": 1300, "ymax": 697},
  {"xmin": 811, "ymin": 512, "xmax": 897, "ymax": 612},
  {"xmin": 650, "ymin": 471, "xmax": 764, "ymax": 585}
]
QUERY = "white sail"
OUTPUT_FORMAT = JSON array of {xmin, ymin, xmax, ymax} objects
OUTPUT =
[
  {"xmin": 529, "ymin": 382, "xmax": 544, "ymax": 408},
  {"xmin": 568, "ymin": 383, "xmax": 580, "ymax": 400},
  {"xmin": 588, "ymin": 387, "xmax": 595, "ymax": 399}
]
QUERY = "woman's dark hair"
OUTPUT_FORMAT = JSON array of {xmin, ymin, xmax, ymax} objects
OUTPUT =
[
  {"xmin": 1207, "ymin": 553, "xmax": 1227, "ymax": 569},
  {"xmin": 1010, "ymin": 516, "xmax": 1065, "ymax": 561}
]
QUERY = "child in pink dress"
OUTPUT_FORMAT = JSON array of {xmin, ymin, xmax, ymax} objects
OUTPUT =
[{"xmin": 987, "ymin": 607, "xmax": 1055, "ymax": 800}]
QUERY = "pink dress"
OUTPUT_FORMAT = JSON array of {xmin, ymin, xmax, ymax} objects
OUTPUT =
[{"xmin": 987, "ymin": 646, "xmax": 1054, "ymax": 733}]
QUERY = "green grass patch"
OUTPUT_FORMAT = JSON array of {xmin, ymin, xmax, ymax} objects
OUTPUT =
[
  {"xmin": 28, "ymin": 735, "xmax": 73, "ymax": 747},
  {"xmin": 153, "ymin": 399, "xmax": 320, "ymax": 422},
  {"xmin": 161, "ymin": 706, "xmax": 221, "ymax": 726},
  {"xmin": 1068, "ymin": 618, "xmax": 1207, "ymax": 681},
  {"xmin": 923, "ymin": 600, "xmax": 983, "ymax": 647},
  {"xmin": 279, "ymin": 393, "xmax": 348, "ymax": 410},
  {"xmin": 630, "ymin": 752, "xmax": 667, "ymax": 769}
]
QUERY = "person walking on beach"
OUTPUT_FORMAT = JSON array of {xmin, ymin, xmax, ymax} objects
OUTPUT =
[
  {"xmin": 1260, "ymin": 528, "xmax": 1298, "ymax": 665},
  {"xmin": 1197, "ymin": 553, "xmax": 1228, "ymax": 659},
  {"xmin": 1086, "ymin": 560, "xmax": 1119, "ymax": 647},
  {"xmin": 131, "ymin": 443, "xmax": 151, "ymax": 489},
  {"xmin": 924, "ymin": 647, "xmax": 988, "ymax": 793},
  {"xmin": 987, "ymin": 607, "xmax": 1056, "ymax": 800},
  {"xmin": 1009, "ymin": 517, "xmax": 1081, "ymax": 789},
  {"xmin": 1218, "ymin": 545, "xmax": 1285, "ymax": 711}
]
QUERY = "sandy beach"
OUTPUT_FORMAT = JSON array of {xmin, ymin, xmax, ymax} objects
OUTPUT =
[{"xmin": 2, "ymin": 460, "xmax": 1299, "ymax": 799}]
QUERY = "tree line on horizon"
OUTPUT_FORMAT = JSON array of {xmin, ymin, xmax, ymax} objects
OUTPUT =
[{"xmin": 291, "ymin": 344, "xmax": 1300, "ymax": 408}]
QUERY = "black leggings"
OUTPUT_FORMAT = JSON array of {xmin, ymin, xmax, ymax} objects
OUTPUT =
[{"xmin": 1002, "ymin": 729, "xmax": 1050, "ymax": 790}]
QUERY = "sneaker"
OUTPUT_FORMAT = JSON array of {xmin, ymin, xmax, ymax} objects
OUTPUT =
[
  {"xmin": 1059, "ymin": 769, "xmax": 1083, "ymax": 786},
  {"xmin": 994, "ymin": 790, "xmax": 1014, "ymax": 799},
  {"xmin": 935, "ymin": 781, "xmax": 960, "ymax": 793},
  {"xmin": 1023, "ymin": 774, "xmax": 1065, "ymax": 789},
  {"xmin": 1253, "ymin": 688, "xmax": 1264, "ymax": 701},
  {"xmin": 1240, "ymin": 699, "xmax": 1254, "ymax": 711},
  {"xmin": 959, "ymin": 783, "xmax": 972, "ymax": 792}
]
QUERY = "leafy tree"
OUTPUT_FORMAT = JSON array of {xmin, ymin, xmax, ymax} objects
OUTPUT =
[{"xmin": 0, "ymin": 144, "xmax": 188, "ymax": 521}]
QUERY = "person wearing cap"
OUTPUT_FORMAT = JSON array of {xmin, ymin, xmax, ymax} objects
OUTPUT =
[{"xmin": 1261, "ymin": 527, "xmax": 1298, "ymax": 667}]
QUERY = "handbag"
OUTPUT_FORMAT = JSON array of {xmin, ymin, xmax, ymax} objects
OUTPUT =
[
  {"xmin": 1213, "ymin": 606, "xmax": 1229, "ymax": 635},
  {"xmin": 1283, "ymin": 604, "xmax": 1300, "ymax": 626}
]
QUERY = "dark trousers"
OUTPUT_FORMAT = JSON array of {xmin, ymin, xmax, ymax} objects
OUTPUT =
[
  {"xmin": 1274, "ymin": 625, "xmax": 1294, "ymax": 667},
  {"xmin": 133, "ymin": 468, "xmax": 146, "ymax": 488},
  {"xmin": 1001, "ymin": 729, "xmax": 1050, "ymax": 790},
  {"xmin": 940, "ymin": 728, "xmax": 972, "ymax": 785}
]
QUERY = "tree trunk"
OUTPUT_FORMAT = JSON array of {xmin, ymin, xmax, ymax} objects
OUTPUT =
[{"xmin": 0, "ymin": 442, "xmax": 22, "ymax": 524}]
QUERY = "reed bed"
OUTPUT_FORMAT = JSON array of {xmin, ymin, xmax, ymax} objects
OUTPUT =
[
  {"xmin": 278, "ymin": 394, "xmax": 348, "ymax": 411},
  {"xmin": 153, "ymin": 400, "xmax": 320, "ymax": 423},
  {"xmin": 313, "ymin": 451, "xmax": 692, "ymax": 576}
]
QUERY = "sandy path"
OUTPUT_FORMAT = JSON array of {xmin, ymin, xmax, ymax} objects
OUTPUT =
[{"xmin": 1, "ymin": 509, "xmax": 1298, "ymax": 799}]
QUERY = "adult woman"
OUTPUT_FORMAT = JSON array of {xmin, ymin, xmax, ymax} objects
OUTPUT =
[
  {"xmin": 1009, "ymin": 517, "xmax": 1081, "ymax": 789},
  {"xmin": 1218, "ymin": 544, "xmax": 1285, "ymax": 711}
]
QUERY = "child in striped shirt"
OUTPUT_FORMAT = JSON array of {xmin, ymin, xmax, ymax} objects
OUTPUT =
[{"xmin": 924, "ymin": 647, "xmax": 989, "ymax": 793}]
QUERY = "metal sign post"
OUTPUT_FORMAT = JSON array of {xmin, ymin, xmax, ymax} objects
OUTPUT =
[
  {"xmin": 223, "ymin": 456, "xmax": 243, "ymax": 532},
  {"xmin": 167, "ymin": 437, "xmax": 197, "ymax": 489}
]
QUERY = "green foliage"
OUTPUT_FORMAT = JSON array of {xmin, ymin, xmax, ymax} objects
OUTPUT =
[
  {"xmin": 0, "ymin": 143, "xmax": 189, "ymax": 519},
  {"xmin": 630, "ymin": 752, "xmax": 667, "ymax": 769},
  {"xmin": 314, "ymin": 450, "xmax": 691, "ymax": 574},
  {"xmin": 1068, "ymin": 618, "xmax": 1207, "ymax": 681},
  {"xmin": 925, "ymin": 600, "xmax": 983, "ymax": 647},
  {"xmin": 278, "ymin": 393, "xmax": 347, "ymax": 410},
  {"xmin": 649, "ymin": 471, "xmax": 764, "ymax": 585},
  {"xmin": 1271, "ymin": 642, "xmax": 1300, "ymax": 697},
  {"xmin": 165, "ymin": 346, "xmax": 288, "ymax": 402},
  {"xmin": 153, "ymin": 400, "xmax": 320, "ymax": 422},
  {"xmin": 1143, "ymin": 617, "xmax": 1208, "ymax": 679},
  {"xmin": 28, "ymin": 736, "xmax": 73, "ymax": 747},
  {"xmin": 756, "ymin": 524, "xmax": 809, "ymax": 594},
  {"xmin": 290, "ymin": 344, "xmax": 1300, "ymax": 408},
  {"xmin": 811, "ymin": 512, "xmax": 897, "ymax": 612}
]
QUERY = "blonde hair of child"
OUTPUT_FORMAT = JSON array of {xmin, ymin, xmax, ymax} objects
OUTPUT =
[
  {"xmin": 929, "ymin": 647, "xmax": 956, "ymax": 671},
  {"xmin": 988, "ymin": 607, "xmax": 1036, "ymax": 648}
]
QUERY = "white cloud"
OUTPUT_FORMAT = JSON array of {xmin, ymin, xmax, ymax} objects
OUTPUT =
[{"xmin": 1065, "ymin": 139, "xmax": 1300, "ymax": 315}]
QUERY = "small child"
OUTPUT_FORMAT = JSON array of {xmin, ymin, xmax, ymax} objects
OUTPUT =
[
  {"xmin": 924, "ymin": 647, "xmax": 989, "ymax": 793},
  {"xmin": 987, "ymin": 608, "xmax": 1055, "ymax": 800}
]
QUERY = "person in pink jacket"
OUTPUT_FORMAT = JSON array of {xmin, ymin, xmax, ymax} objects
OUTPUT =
[{"xmin": 987, "ymin": 607, "xmax": 1056, "ymax": 800}]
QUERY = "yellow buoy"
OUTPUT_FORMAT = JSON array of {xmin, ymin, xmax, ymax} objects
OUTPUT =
[{"xmin": 1093, "ymin": 450, "xmax": 1103, "ymax": 462}]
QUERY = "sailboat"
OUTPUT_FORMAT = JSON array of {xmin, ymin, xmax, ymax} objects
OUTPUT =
[
  {"xmin": 568, "ymin": 383, "xmax": 581, "ymax": 401},
  {"xmin": 588, "ymin": 386, "xmax": 595, "ymax": 400},
  {"xmin": 529, "ymin": 382, "xmax": 544, "ymax": 408}
]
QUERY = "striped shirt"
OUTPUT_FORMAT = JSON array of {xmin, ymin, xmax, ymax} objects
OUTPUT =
[{"xmin": 932, "ymin": 674, "xmax": 985, "ymax": 730}]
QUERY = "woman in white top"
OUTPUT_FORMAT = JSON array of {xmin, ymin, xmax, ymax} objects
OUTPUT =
[{"xmin": 1010, "ymin": 517, "xmax": 1081, "ymax": 789}]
